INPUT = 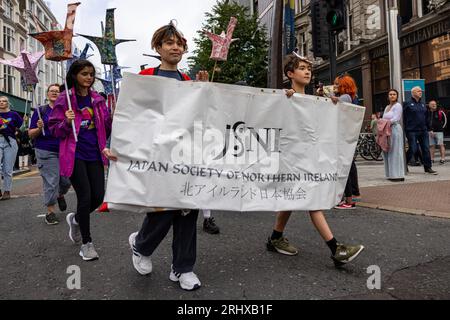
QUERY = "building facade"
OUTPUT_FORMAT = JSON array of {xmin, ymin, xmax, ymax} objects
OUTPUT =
[
  {"xmin": 0, "ymin": 0, "xmax": 65, "ymax": 115},
  {"xmin": 290, "ymin": 0, "xmax": 449, "ymax": 136},
  {"xmin": 253, "ymin": 1, "xmax": 449, "ymax": 135}
]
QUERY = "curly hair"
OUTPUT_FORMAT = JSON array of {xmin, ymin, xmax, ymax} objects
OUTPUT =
[{"xmin": 335, "ymin": 75, "xmax": 358, "ymax": 99}]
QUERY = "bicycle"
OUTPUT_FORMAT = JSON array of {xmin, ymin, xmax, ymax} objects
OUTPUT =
[{"xmin": 356, "ymin": 133, "xmax": 383, "ymax": 161}]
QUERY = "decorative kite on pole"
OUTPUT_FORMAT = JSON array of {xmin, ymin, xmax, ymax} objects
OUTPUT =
[
  {"xmin": 0, "ymin": 50, "xmax": 44, "ymax": 117},
  {"xmin": 29, "ymin": 2, "xmax": 81, "ymax": 61},
  {"xmin": 204, "ymin": 17, "xmax": 238, "ymax": 82},
  {"xmin": 78, "ymin": 8, "xmax": 135, "ymax": 65},
  {"xmin": 0, "ymin": 51, "xmax": 44, "ymax": 87},
  {"xmin": 29, "ymin": 2, "xmax": 82, "ymax": 141},
  {"xmin": 66, "ymin": 43, "xmax": 94, "ymax": 71},
  {"xmin": 78, "ymin": 8, "xmax": 135, "ymax": 108}
]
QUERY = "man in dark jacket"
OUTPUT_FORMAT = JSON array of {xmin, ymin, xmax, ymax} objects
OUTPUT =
[{"xmin": 403, "ymin": 87, "xmax": 437, "ymax": 174}]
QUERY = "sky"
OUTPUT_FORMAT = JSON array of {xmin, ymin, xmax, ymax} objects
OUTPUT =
[{"xmin": 46, "ymin": 0, "xmax": 218, "ymax": 75}]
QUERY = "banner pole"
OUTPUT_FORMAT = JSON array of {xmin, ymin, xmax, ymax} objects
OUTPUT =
[
  {"xmin": 62, "ymin": 61, "xmax": 78, "ymax": 142},
  {"xmin": 32, "ymin": 87, "xmax": 45, "ymax": 136}
]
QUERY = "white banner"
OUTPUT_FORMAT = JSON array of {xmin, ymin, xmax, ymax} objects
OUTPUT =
[{"xmin": 105, "ymin": 73, "xmax": 365, "ymax": 213}]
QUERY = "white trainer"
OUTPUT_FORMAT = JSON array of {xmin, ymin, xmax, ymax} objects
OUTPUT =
[
  {"xmin": 66, "ymin": 212, "xmax": 81, "ymax": 244},
  {"xmin": 79, "ymin": 242, "xmax": 99, "ymax": 261},
  {"xmin": 169, "ymin": 268, "xmax": 201, "ymax": 291},
  {"xmin": 129, "ymin": 232, "xmax": 152, "ymax": 275}
]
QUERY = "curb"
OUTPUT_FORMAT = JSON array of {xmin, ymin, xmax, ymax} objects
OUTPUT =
[{"xmin": 358, "ymin": 202, "xmax": 450, "ymax": 220}]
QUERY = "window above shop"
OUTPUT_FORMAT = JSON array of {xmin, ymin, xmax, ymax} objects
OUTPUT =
[
  {"xmin": 3, "ymin": 26, "xmax": 15, "ymax": 53},
  {"xmin": 3, "ymin": 0, "xmax": 14, "ymax": 19}
]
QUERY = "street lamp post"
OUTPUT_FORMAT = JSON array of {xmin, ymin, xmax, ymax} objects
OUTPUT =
[{"xmin": 385, "ymin": 0, "xmax": 402, "ymax": 98}]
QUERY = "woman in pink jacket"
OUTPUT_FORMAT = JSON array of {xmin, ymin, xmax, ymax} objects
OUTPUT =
[{"xmin": 49, "ymin": 60, "xmax": 113, "ymax": 261}]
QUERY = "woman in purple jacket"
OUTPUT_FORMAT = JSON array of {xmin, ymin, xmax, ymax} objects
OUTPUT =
[{"xmin": 49, "ymin": 60, "xmax": 113, "ymax": 261}]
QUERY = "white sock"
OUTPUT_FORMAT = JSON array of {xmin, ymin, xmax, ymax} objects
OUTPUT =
[{"xmin": 202, "ymin": 209, "xmax": 211, "ymax": 219}]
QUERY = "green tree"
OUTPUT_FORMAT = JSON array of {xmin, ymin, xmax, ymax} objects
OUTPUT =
[{"xmin": 188, "ymin": 0, "xmax": 268, "ymax": 87}]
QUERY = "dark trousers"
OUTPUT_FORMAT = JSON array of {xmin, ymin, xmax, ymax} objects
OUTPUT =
[
  {"xmin": 406, "ymin": 131, "xmax": 432, "ymax": 169},
  {"xmin": 344, "ymin": 160, "xmax": 360, "ymax": 198},
  {"xmin": 135, "ymin": 210, "xmax": 199, "ymax": 274},
  {"xmin": 70, "ymin": 159, "xmax": 105, "ymax": 244}
]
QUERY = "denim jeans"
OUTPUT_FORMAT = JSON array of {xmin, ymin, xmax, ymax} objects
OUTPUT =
[
  {"xmin": 406, "ymin": 130, "xmax": 432, "ymax": 170},
  {"xmin": 36, "ymin": 149, "xmax": 71, "ymax": 207},
  {"xmin": 0, "ymin": 136, "xmax": 18, "ymax": 192}
]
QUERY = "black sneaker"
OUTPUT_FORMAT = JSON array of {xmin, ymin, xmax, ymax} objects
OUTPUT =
[
  {"xmin": 45, "ymin": 212, "xmax": 60, "ymax": 225},
  {"xmin": 203, "ymin": 218, "xmax": 220, "ymax": 234},
  {"xmin": 425, "ymin": 168, "xmax": 438, "ymax": 175},
  {"xmin": 57, "ymin": 196, "xmax": 67, "ymax": 212}
]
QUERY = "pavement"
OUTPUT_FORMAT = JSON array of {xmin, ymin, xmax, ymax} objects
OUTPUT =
[{"xmin": 356, "ymin": 151, "xmax": 450, "ymax": 219}]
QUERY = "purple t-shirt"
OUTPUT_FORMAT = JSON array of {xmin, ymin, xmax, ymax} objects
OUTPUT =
[
  {"xmin": 30, "ymin": 105, "xmax": 59, "ymax": 153},
  {"xmin": 75, "ymin": 95, "xmax": 102, "ymax": 162},
  {"xmin": 0, "ymin": 111, "xmax": 23, "ymax": 139}
]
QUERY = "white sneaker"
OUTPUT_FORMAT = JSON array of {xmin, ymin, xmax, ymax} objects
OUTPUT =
[
  {"xmin": 129, "ymin": 232, "xmax": 152, "ymax": 275},
  {"xmin": 79, "ymin": 243, "xmax": 99, "ymax": 261},
  {"xmin": 66, "ymin": 212, "xmax": 81, "ymax": 244},
  {"xmin": 169, "ymin": 268, "xmax": 201, "ymax": 291}
]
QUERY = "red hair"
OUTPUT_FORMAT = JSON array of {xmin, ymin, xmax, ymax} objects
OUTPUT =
[{"xmin": 335, "ymin": 75, "xmax": 358, "ymax": 99}]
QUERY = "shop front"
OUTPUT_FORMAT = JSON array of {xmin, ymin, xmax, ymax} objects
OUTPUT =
[{"xmin": 370, "ymin": 18, "xmax": 450, "ymax": 137}]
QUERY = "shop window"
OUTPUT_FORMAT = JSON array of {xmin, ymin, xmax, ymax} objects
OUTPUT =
[
  {"xmin": 420, "ymin": 35, "xmax": 450, "ymax": 66},
  {"xmin": 372, "ymin": 56, "xmax": 390, "ymax": 79},
  {"xmin": 402, "ymin": 68, "xmax": 421, "ymax": 79},
  {"xmin": 439, "ymin": 50, "xmax": 450, "ymax": 66},
  {"xmin": 373, "ymin": 76, "xmax": 390, "ymax": 94},
  {"xmin": 373, "ymin": 93, "xmax": 389, "ymax": 113},
  {"xmin": 422, "ymin": 61, "xmax": 450, "ymax": 82},
  {"xmin": 401, "ymin": 46, "xmax": 419, "ymax": 70}
]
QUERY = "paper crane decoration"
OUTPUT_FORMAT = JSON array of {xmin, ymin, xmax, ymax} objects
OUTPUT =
[
  {"xmin": 0, "ymin": 50, "xmax": 44, "ymax": 85},
  {"xmin": 29, "ymin": 2, "xmax": 81, "ymax": 62},
  {"xmin": 78, "ymin": 8, "xmax": 135, "ymax": 65},
  {"xmin": 143, "ymin": 54, "xmax": 162, "ymax": 61},
  {"xmin": 66, "ymin": 43, "xmax": 95, "ymax": 71},
  {"xmin": 205, "ymin": 17, "xmax": 238, "ymax": 61},
  {"xmin": 96, "ymin": 65, "xmax": 125, "ymax": 96}
]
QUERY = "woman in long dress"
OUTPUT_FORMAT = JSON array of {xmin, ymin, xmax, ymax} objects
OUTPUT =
[{"xmin": 383, "ymin": 89, "xmax": 405, "ymax": 181}]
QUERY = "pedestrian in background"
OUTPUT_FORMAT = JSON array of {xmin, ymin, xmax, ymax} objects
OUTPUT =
[
  {"xmin": 382, "ymin": 89, "xmax": 405, "ymax": 181},
  {"xmin": 332, "ymin": 75, "xmax": 361, "ymax": 209},
  {"xmin": 29, "ymin": 84, "xmax": 72, "ymax": 225},
  {"xmin": 428, "ymin": 100, "xmax": 447, "ymax": 164},
  {"xmin": 370, "ymin": 113, "xmax": 379, "ymax": 136},
  {"xmin": 403, "ymin": 87, "xmax": 437, "ymax": 175},
  {"xmin": 0, "ymin": 96, "xmax": 23, "ymax": 201},
  {"xmin": 18, "ymin": 118, "xmax": 32, "ymax": 170}
]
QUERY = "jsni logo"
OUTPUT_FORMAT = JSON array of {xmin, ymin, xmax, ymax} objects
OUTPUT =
[{"xmin": 170, "ymin": 121, "xmax": 282, "ymax": 173}]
